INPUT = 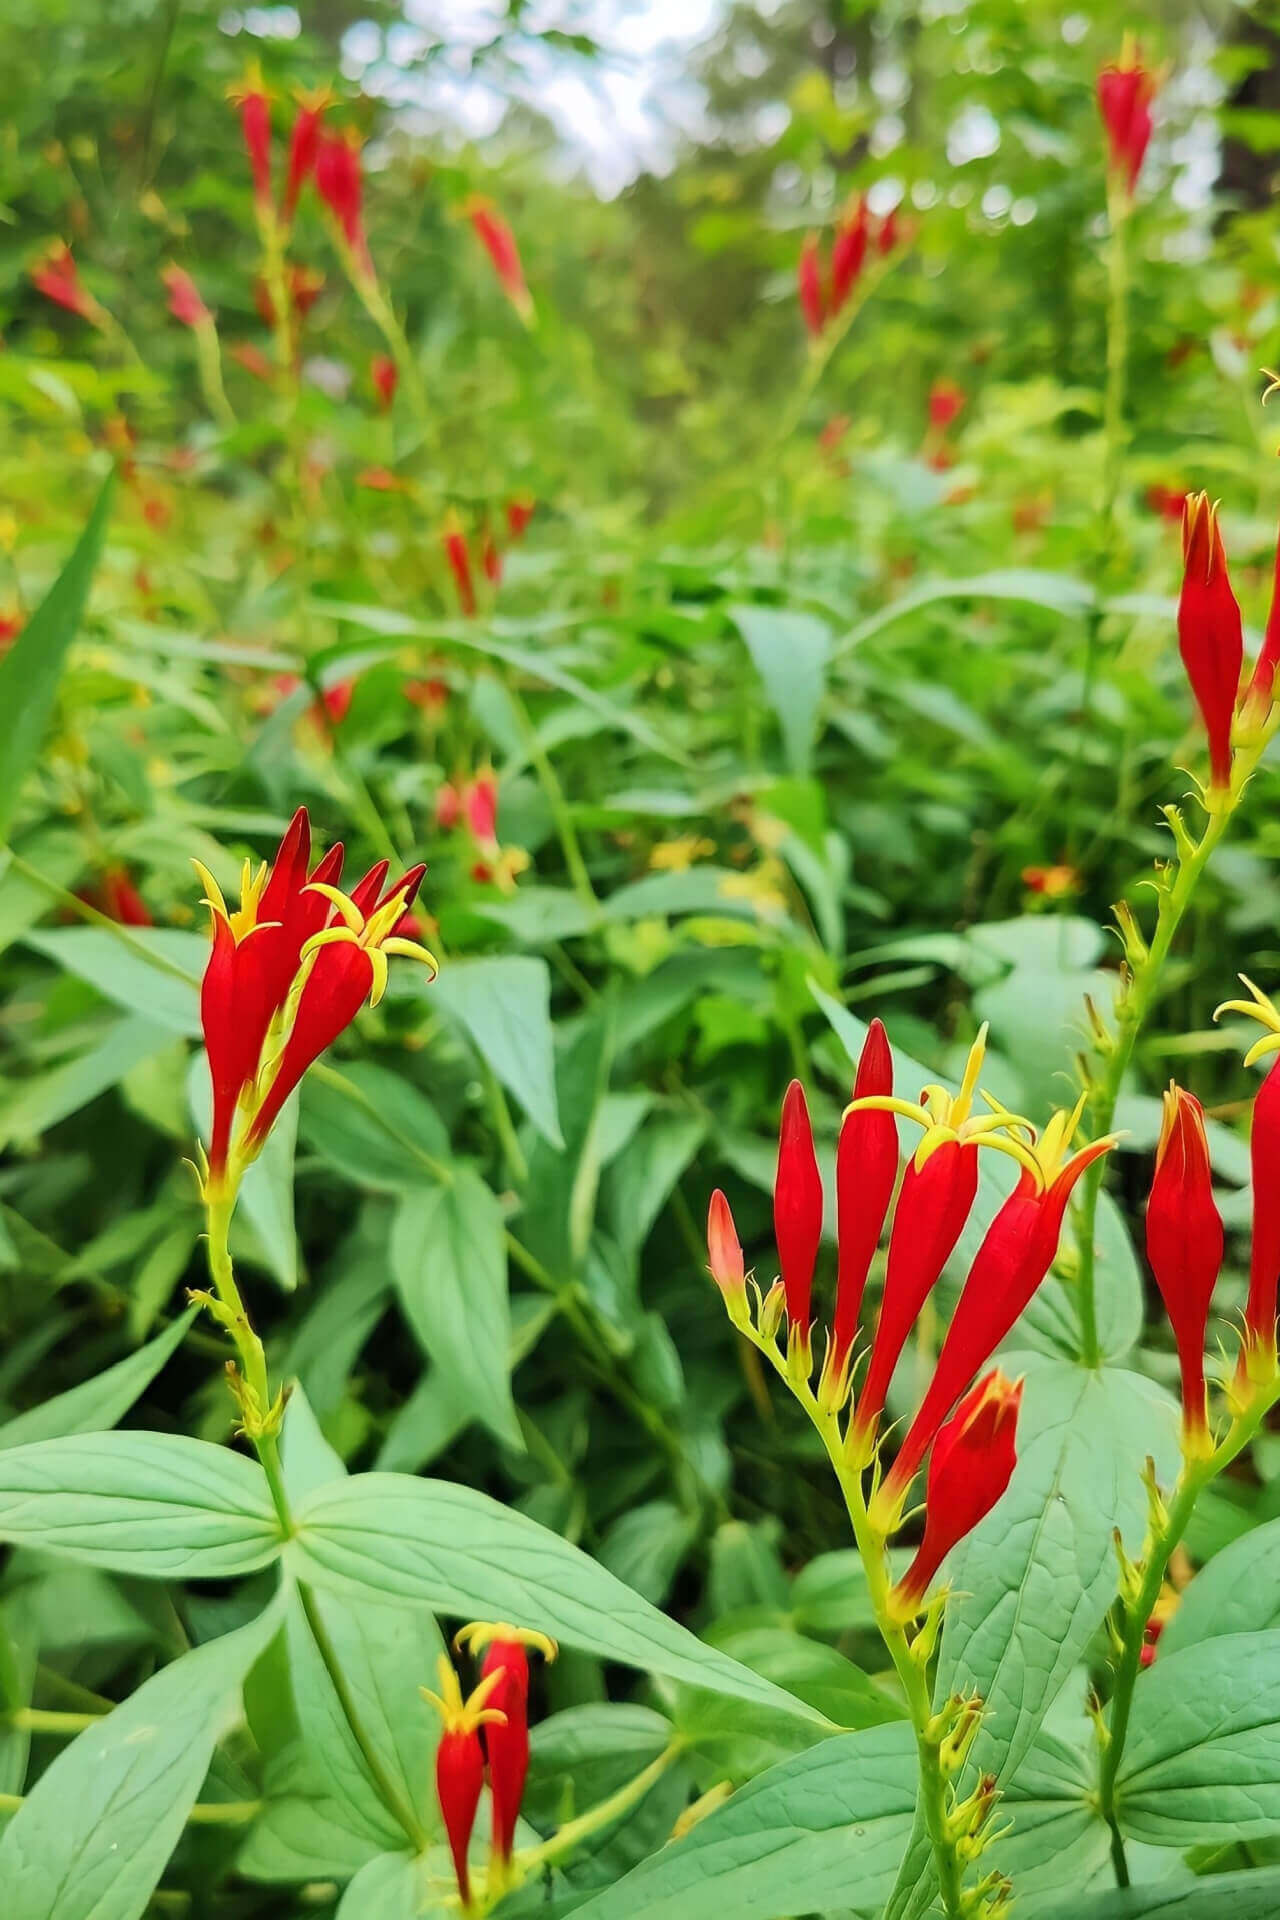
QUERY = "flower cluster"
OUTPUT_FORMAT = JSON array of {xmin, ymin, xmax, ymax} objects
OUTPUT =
[
  {"xmin": 797, "ymin": 195, "xmax": 902, "ymax": 340},
  {"xmin": 435, "ymin": 768, "xmax": 529, "ymax": 891},
  {"xmin": 425, "ymin": 1622, "xmax": 557, "ymax": 1907},
  {"xmin": 707, "ymin": 1020, "xmax": 1116, "ymax": 1618},
  {"xmin": 195, "ymin": 807, "xmax": 436, "ymax": 1191},
  {"xmin": 1175, "ymin": 494, "xmax": 1280, "ymax": 796},
  {"xmin": 440, "ymin": 501, "xmax": 534, "ymax": 616}
]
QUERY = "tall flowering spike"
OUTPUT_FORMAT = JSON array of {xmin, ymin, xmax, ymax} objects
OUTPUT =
[
  {"xmin": 31, "ymin": 242, "xmax": 99, "ymax": 324},
  {"xmin": 443, "ymin": 512, "xmax": 477, "ymax": 617},
  {"xmin": 887, "ymin": 1371, "xmax": 1022, "ymax": 1624},
  {"xmin": 315, "ymin": 130, "xmax": 370, "ymax": 272},
  {"xmin": 1243, "ymin": 517, "xmax": 1280, "ymax": 723},
  {"xmin": 229, "ymin": 65, "xmax": 274, "ymax": 215},
  {"xmin": 774, "ymin": 1081, "xmax": 823, "ymax": 1335},
  {"xmin": 832, "ymin": 1019, "xmax": 898, "ymax": 1374},
  {"xmin": 853, "ymin": 1138, "xmax": 978, "ymax": 1447},
  {"xmin": 797, "ymin": 233, "xmax": 826, "ymax": 338},
  {"xmin": 161, "ymin": 264, "xmax": 211, "ymax": 329},
  {"xmin": 422, "ymin": 1655, "xmax": 508, "ymax": 1907},
  {"xmin": 876, "ymin": 1102, "xmax": 1116, "ymax": 1516},
  {"xmin": 830, "ymin": 197, "xmax": 869, "ymax": 313},
  {"xmin": 455, "ymin": 1622, "xmax": 556, "ymax": 1864},
  {"xmin": 1215, "ymin": 976, "xmax": 1280, "ymax": 1380},
  {"xmin": 1097, "ymin": 45, "xmax": 1155, "ymax": 193},
  {"xmin": 283, "ymin": 85, "xmax": 331, "ymax": 223},
  {"xmin": 466, "ymin": 198, "xmax": 532, "ymax": 322},
  {"xmin": 1146, "ymin": 1085, "xmax": 1223, "ymax": 1454},
  {"xmin": 1178, "ymin": 494, "xmax": 1243, "ymax": 791},
  {"xmin": 707, "ymin": 1189, "xmax": 746, "ymax": 1305}
]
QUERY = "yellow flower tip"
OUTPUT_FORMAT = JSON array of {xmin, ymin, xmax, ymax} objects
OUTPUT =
[
  {"xmin": 191, "ymin": 858, "xmax": 229, "ymax": 925},
  {"xmin": 420, "ymin": 1655, "xmax": 510, "ymax": 1733},
  {"xmin": 304, "ymin": 881, "xmax": 366, "ymax": 931},
  {"xmin": 454, "ymin": 1620, "xmax": 559, "ymax": 1664}
]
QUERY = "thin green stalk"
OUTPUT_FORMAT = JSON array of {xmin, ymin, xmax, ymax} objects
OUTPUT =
[
  {"xmin": 484, "ymin": 1064, "xmax": 529, "ymax": 1187},
  {"xmin": 0, "ymin": 1790, "xmax": 260, "ymax": 1824},
  {"xmin": 9, "ymin": 1707, "xmax": 99, "ymax": 1735},
  {"xmin": 519, "ymin": 1744, "xmax": 680, "ymax": 1870},
  {"xmin": 509, "ymin": 685, "xmax": 597, "ymax": 909},
  {"xmin": 1100, "ymin": 180, "xmax": 1131, "ymax": 546}
]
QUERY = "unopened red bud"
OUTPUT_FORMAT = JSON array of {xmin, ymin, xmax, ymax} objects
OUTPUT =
[
  {"xmin": 774, "ymin": 1081, "xmax": 823, "ymax": 1334},
  {"xmin": 1178, "ymin": 493, "xmax": 1242, "ymax": 791},
  {"xmin": 1146, "ymin": 1085, "xmax": 1222, "ymax": 1451},
  {"xmin": 707, "ymin": 1189, "xmax": 745, "ymax": 1296}
]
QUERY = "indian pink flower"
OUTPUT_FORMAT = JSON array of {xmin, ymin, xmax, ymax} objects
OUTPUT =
[
  {"xmin": 31, "ymin": 242, "xmax": 99, "ymax": 324},
  {"xmin": 423, "ymin": 1656, "xmax": 508, "ymax": 1907},
  {"xmin": 1178, "ymin": 493, "xmax": 1243, "ymax": 791},
  {"xmin": 1243, "ymin": 515, "xmax": 1280, "ymax": 723},
  {"xmin": 1215, "ymin": 976, "xmax": 1280, "ymax": 1382},
  {"xmin": 1146, "ymin": 1085, "xmax": 1223, "ymax": 1453},
  {"xmin": 797, "ymin": 234, "xmax": 825, "ymax": 338},
  {"xmin": 928, "ymin": 378, "xmax": 965, "ymax": 432},
  {"xmin": 371, "ymin": 352, "xmax": 397, "ymax": 410},
  {"xmin": 229, "ymin": 66, "xmax": 274, "ymax": 214},
  {"xmin": 316, "ymin": 130, "xmax": 370, "ymax": 272},
  {"xmin": 830, "ymin": 197, "xmax": 869, "ymax": 312},
  {"xmin": 454, "ymin": 1623, "xmax": 556, "ymax": 1865},
  {"xmin": 467, "ymin": 199, "xmax": 532, "ymax": 321},
  {"xmin": 506, "ymin": 495, "xmax": 535, "ymax": 540},
  {"xmin": 832, "ymin": 1018, "xmax": 898, "ymax": 1375},
  {"xmin": 1097, "ymin": 47, "xmax": 1156, "ymax": 193},
  {"xmin": 887, "ymin": 1371, "xmax": 1022, "ymax": 1622},
  {"xmin": 774, "ymin": 1081, "xmax": 824, "ymax": 1336},
  {"xmin": 161, "ymin": 264, "xmax": 210, "ymax": 329},
  {"xmin": 707, "ymin": 1188, "xmax": 746, "ymax": 1303},
  {"xmin": 443, "ymin": 513, "xmax": 477, "ymax": 617},
  {"xmin": 283, "ymin": 86, "xmax": 331, "ymax": 223}
]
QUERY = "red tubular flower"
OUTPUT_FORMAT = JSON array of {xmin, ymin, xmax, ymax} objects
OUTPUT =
[
  {"xmin": 481, "ymin": 530, "xmax": 502, "ymax": 585},
  {"xmin": 161, "ymin": 264, "xmax": 210, "ymax": 329},
  {"xmin": 229, "ymin": 67, "xmax": 274, "ymax": 214},
  {"xmin": 320, "ymin": 679, "xmax": 353, "ymax": 726},
  {"xmin": 707, "ymin": 1188, "xmax": 746, "ymax": 1301},
  {"xmin": 371, "ymin": 352, "xmax": 397, "ymax": 410},
  {"xmin": 423, "ymin": 1656, "xmax": 508, "ymax": 1907},
  {"xmin": 853, "ymin": 1138, "xmax": 978, "ymax": 1446},
  {"xmin": 467, "ymin": 199, "xmax": 532, "ymax": 321},
  {"xmin": 830, "ymin": 197, "xmax": 869, "ymax": 313},
  {"xmin": 1146, "ymin": 1085, "xmax": 1223, "ymax": 1452},
  {"xmin": 1243, "ymin": 516, "xmax": 1280, "ymax": 722},
  {"xmin": 101, "ymin": 868, "xmax": 153, "ymax": 927},
  {"xmin": 435, "ymin": 781, "xmax": 463, "ymax": 830},
  {"xmin": 231, "ymin": 341, "xmax": 274, "ymax": 383},
  {"xmin": 1097, "ymin": 50, "xmax": 1155, "ymax": 193},
  {"xmin": 797, "ymin": 233, "xmax": 826, "ymax": 338},
  {"xmin": 406, "ymin": 676, "xmax": 449, "ymax": 720},
  {"xmin": 315, "ymin": 130, "xmax": 370, "ymax": 272},
  {"xmin": 443, "ymin": 513, "xmax": 477, "ymax": 617},
  {"xmin": 877, "ymin": 207, "xmax": 900, "ymax": 255},
  {"xmin": 464, "ymin": 772, "xmax": 499, "ymax": 846},
  {"xmin": 1146, "ymin": 484, "xmax": 1187, "ymax": 524},
  {"xmin": 832, "ymin": 1019, "xmax": 898, "ymax": 1374},
  {"xmin": 283, "ymin": 86, "xmax": 330, "ymax": 223},
  {"xmin": 506, "ymin": 495, "xmax": 535, "ymax": 540},
  {"xmin": 31, "ymin": 243, "xmax": 98, "ymax": 323},
  {"xmin": 774, "ymin": 1080, "xmax": 824, "ymax": 1335},
  {"xmin": 1246, "ymin": 1055, "xmax": 1280, "ymax": 1367},
  {"xmin": 1178, "ymin": 493, "xmax": 1243, "ymax": 791},
  {"xmin": 876, "ymin": 1109, "xmax": 1115, "ymax": 1515},
  {"xmin": 887, "ymin": 1370, "xmax": 1022, "ymax": 1623},
  {"xmin": 928, "ymin": 378, "xmax": 965, "ymax": 433},
  {"xmin": 453, "ymin": 1623, "xmax": 556, "ymax": 1866}
]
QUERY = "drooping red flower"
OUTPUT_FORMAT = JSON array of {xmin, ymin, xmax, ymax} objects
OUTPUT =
[
  {"xmin": 1097, "ymin": 50, "xmax": 1156, "ymax": 193},
  {"xmin": 797, "ymin": 233, "xmax": 826, "ymax": 338},
  {"xmin": 423, "ymin": 1656, "xmax": 508, "ymax": 1908},
  {"xmin": 161, "ymin": 264, "xmax": 210, "ymax": 329},
  {"xmin": 467, "ymin": 199, "xmax": 532, "ymax": 321},
  {"xmin": 1146, "ymin": 1085, "xmax": 1223, "ymax": 1452},
  {"xmin": 774, "ymin": 1080, "xmax": 824, "ymax": 1336},
  {"xmin": 283, "ymin": 86, "xmax": 331, "ymax": 223},
  {"xmin": 315, "ymin": 130, "xmax": 370, "ymax": 271},
  {"xmin": 31, "ymin": 243, "xmax": 98, "ymax": 324},
  {"xmin": 371, "ymin": 352, "xmax": 397, "ymax": 410},
  {"xmin": 707, "ymin": 1188, "xmax": 746, "ymax": 1300},
  {"xmin": 453, "ymin": 1624, "xmax": 556, "ymax": 1867},
  {"xmin": 1178, "ymin": 493, "xmax": 1243, "ymax": 791},
  {"xmin": 830, "ymin": 197, "xmax": 869, "ymax": 313},
  {"xmin": 876, "ymin": 1111, "xmax": 1115, "ymax": 1514},
  {"xmin": 505, "ymin": 495, "xmax": 535, "ymax": 540},
  {"xmin": 887, "ymin": 1371, "xmax": 1022, "ymax": 1622},
  {"xmin": 832, "ymin": 1019, "xmax": 898, "ymax": 1375},
  {"xmin": 229, "ymin": 67, "xmax": 274, "ymax": 214},
  {"xmin": 443, "ymin": 513, "xmax": 477, "ymax": 617}
]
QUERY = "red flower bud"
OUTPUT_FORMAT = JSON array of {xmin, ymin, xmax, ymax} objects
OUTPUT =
[
  {"xmin": 464, "ymin": 772, "xmax": 499, "ymax": 847},
  {"xmin": 315, "ymin": 130, "xmax": 370, "ymax": 272},
  {"xmin": 480, "ymin": 1639, "xmax": 530, "ymax": 1862},
  {"xmin": 853, "ymin": 1138, "xmax": 977, "ymax": 1446},
  {"xmin": 424, "ymin": 1654, "xmax": 510, "ymax": 1907},
  {"xmin": 229, "ymin": 68, "xmax": 274, "ymax": 213},
  {"xmin": 161, "ymin": 264, "xmax": 210, "ymax": 330},
  {"xmin": 443, "ymin": 513, "xmax": 477, "ymax": 617},
  {"xmin": 481, "ymin": 530, "xmax": 502, "ymax": 586},
  {"xmin": 1243, "ymin": 515, "xmax": 1280, "ymax": 721},
  {"xmin": 830, "ymin": 198, "xmax": 869, "ymax": 313},
  {"xmin": 101, "ymin": 868, "xmax": 153, "ymax": 927},
  {"xmin": 370, "ymin": 352, "xmax": 397, "ymax": 410},
  {"xmin": 832, "ymin": 1019, "xmax": 898, "ymax": 1374},
  {"xmin": 877, "ymin": 207, "xmax": 900, "ymax": 255},
  {"xmin": 435, "ymin": 781, "xmax": 463, "ymax": 830},
  {"xmin": 283, "ymin": 86, "xmax": 330, "ymax": 223},
  {"xmin": 707, "ymin": 1188, "xmax": 745, "ymax": 1298},
  {"xmin": 1097, "ymin": 51, "xmax": 1155, "ymax": 192},
  {"xmin": 1245, "ymin": 1055, "xmax": 1280, "ymax": 1367},
  {"xmin": 1146, "ymin": 1085, "xmax": 1222, "ymax": 1451},
  {"xmin": 774, "ymin": 1080, "xmax": 823, "ymax": 1334},
  {"xmin": 505, "ymin": 495, "xmax": 535, "ymax": 540},
  {"xmin": 1146, "ymin": 484, "xmax": 1186, "ymax": 524},
  {"xmin": 31, "ymin": 242, "xmax": 98, "ymax": 324},
  {"xmin": 1178, "ymin": 494, "xmax": 1243, "ymax": 791},
  {"xmin": 467, "ymin": 199, "xmax": 532, "ymax": 321},
  {"xmin": 797, "ymin": 233, "xmax": 826, "ymax": 338},
  {"xmin": 888, "ymin": 1370, "xmax": 1022, "ymax": 1622},
  {"xmin": 928, "ymin": 378, "xmax": 965, "ymax": 433}
]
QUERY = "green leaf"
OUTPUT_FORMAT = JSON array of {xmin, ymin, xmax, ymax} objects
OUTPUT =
[
  {"xmin": 1032, "ymin": 1869, "xmax": 1280, "ymax": 1919},
  {"xmin": 336, "ymin": 1851, "xmax": 439, "ymax": 1919},
  {"xmin": 287, "ymin": 1472, "xmax": 820, "ymax": 1720},
  {"xmin": 0, "ymin": 1013, "xmax": 174, "ymax": 1147},
  {"xmin": 24, "ymin": 927, "xmax": 204, "ymax": 1035},
  {"xmin": 1116, "ymin": 1631, "xmax": 1280, "ymax": 1844},
  {"xmin": 427, "ymin": 955, "xmax": 563, "ymax": 1147},
  {"xmin": 0, "ymin": 1432, "xmax": 283, "ymax": 1578},
  {"xmin": 0, "ymin": 474, "xmax": 113, "ymax": 840},
  {"xmin": 728, "ymin": 604, "xmax": 832, "ymax": 774},
  {"xmin": 300, "ymin": 1062, "xmax": 448, "ymax": 1191},
  {"xmin": 0, "ymin": 1308, "xmax": 196, "ymax": 1449},
  {"xmin": 567, "ymin": 1723, "xmax": 916, "ymax": 1920},
  {"xmin": 598, "ymin": 1499, "xmax": 698, "ymax": 1606},
  {"xmin": 839, "ymin": 568, "xmax": 1094, "ymax": 654},
  {"xmin": 1160, "ymin": 1517, "xmax": 1280, "ymax": 1655},
  {"xmin": 0, "ymin": 1596, "xmax": 283, "ymax": 1920},
  {"xmin": 390, "ymin": 1170, "xmax": 521, "ymax": 1450}
]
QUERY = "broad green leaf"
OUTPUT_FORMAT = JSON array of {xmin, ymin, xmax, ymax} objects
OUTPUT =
[
  {"xmin": 0, "ymin": 828, "xmax": 84, "ymax": 954},
  {"xmin": 0, "ymin": 1597, "xmax": 283, "ymax": 1920},
  {"xmin": 390, "ymin": 1169, "xmax": 520, "ymax": 1449},
  {"xmin": 301, "ymin": 1061, "xmax": 448, "ymax": 1190},
  {"xmin": 0, "ymin": 474, "xmax": 113, "ymax": 839},
  {"xmin": 598, "ymin": 1499, "xmax": 698, "ymax": 1606},
  {"xmin": 1160, "ymin": 1517, "xmax": 1280, "ymax": 1655},
  {"xmin": 24, "ymin": 926, "xmax": 204, "ymax": 1034},
  {"xmin": 427, "ymin": 955, "xmax": 563, "ymax": 1147},
  {"xmin": 0, "ymin": 1432, "xmax": 282, "ymax": 1578},
  {"xmin": 605, "ymin": 1108, "xmax": 706, "ymax": 1259},
  {"xmin": 0, "ymin": 1013, "xmax": 173, "ymax": 1146},
  {"xmin": 1033, "ymin": 1868, "xmax": 1280, "ymax": 1919},
  {"xmin": 568, "ymin": 1723, "xmax": 916, "ymax": 1920},
  {"xmin": 839, "ymin": 568, "xmax": 1095, "ymax": 654},
  {"xmin": 336, "ymin": 1850, "xmax": 443, "ymax": 1919},
  {"xmin": 0, "ymin": 1307, "xmax": 196, "ymax": 1449},
  {"xmin": 287, "ymin": 1473, "xmax": 820, "ymax": 1721},
  {"xmin": 1116, "ymin": 1630, "xmax": 1280, "ymax": 1844},
  {"xmin": 728, "ymin": 604, "xmax": 832, "ymax": 774},
  {"xmin": 971, "ymin": 915, "xmax": 1113, "ymax": 1117}
]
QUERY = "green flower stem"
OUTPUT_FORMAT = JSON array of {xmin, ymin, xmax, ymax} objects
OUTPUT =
[
  {"xmin": 1100, "ymin": 178, "xmax": 1131, "ymax": 548},
  {"xmin": 747, "ymin": 1330, "xmax": 969, "ymax": 1919},
  {"xmin": 518, "ymin": 1742, "xmax": 680, "ymax": 1871},
  {"xmin": 201, "ymin": 1194, "xmax": 430, "ymax": 1856},
  {"xmin": 0, "ymin": 1791, "xmax": 261, "ymax": 1824},
  {"xmin": 8, "ymin": 1707, "xmax": 100, "ymax": 1734},
  {"xmin": 193, "ymin": 317, "xmax": 236, "ymax": 431},
  {"xmin": 1097, "ymin": 1375, "xmax": 1280, "ymax": 1885},
  {"xmin": 508, "ymin": 686, "xmax": 597, "ymax": 910}
]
